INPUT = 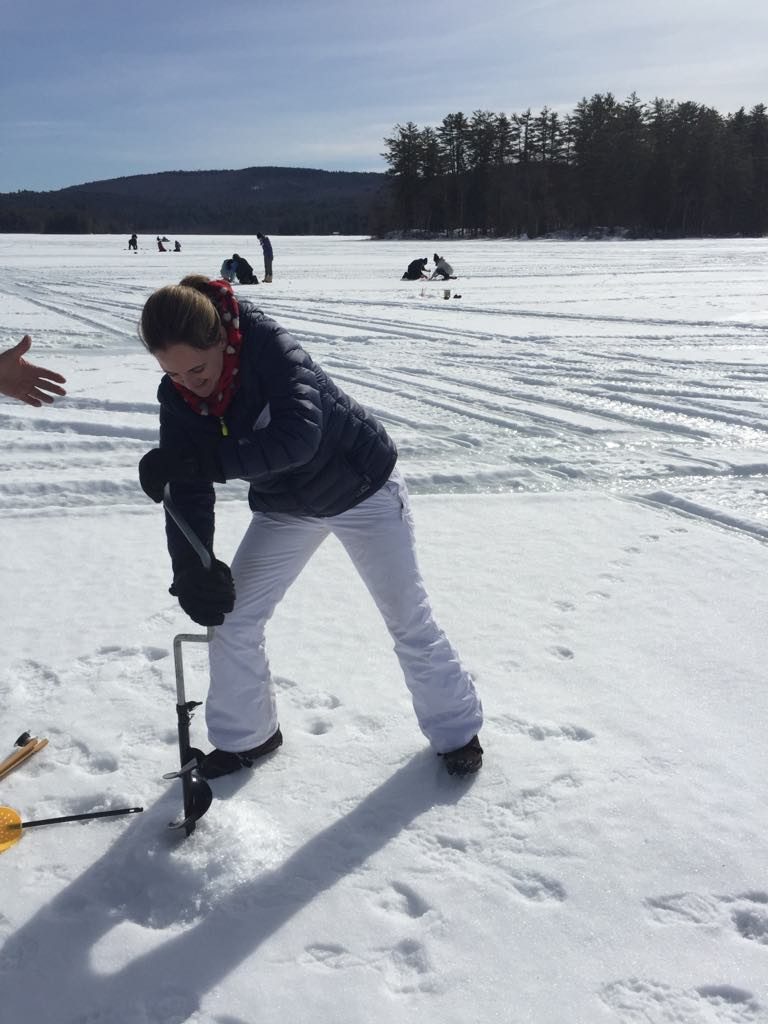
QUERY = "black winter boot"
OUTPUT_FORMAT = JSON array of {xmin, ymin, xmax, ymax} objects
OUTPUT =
[
  {"xmin": 199, "ymin": 727, "xmax": 283, "ymax": 779},
  {"xmin": 440, "ymin": 735, "xmax": 483, "ymax": 776}
]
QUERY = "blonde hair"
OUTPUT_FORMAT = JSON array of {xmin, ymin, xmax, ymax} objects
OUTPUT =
[{"xmin": 139, "ymin": 276, "xmax": 221, "ymax": 353}]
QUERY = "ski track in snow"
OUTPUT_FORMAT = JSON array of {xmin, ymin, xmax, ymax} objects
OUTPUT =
[
  {"xmin": 1, "ymin": 237, "xmax": 767, "ymax": 1023},
  {"xmin": 2, "ymin": 237, "xmax": 768, "ymax": 535}
]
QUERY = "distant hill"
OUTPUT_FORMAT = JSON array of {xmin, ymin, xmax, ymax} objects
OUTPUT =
[{"xmin": 0, "ymin": 166, "xmax": 391, "ymax": 234}]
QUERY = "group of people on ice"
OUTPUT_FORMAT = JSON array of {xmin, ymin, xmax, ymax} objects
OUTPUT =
[
  {"xmin": 220, "ymin": 235, "xmax": 273, "ymax": 283},
  {"xmin": 221, "ymin": 235, "xmax": 273, "ymax": 284},
  {"xmin": 127, "ymin": 234, "xmax": 182, "ymax": 253},
  {"xmin": 2, "ymin": 256, "xmax": 482, "ymax": 784},
  {"xmin": 401, "ymin": 253, "xmax": 456, "ymax": 281},
  {"xmin": 127, "ymin": 234, "xmax": 274, "ymax": 283},
  {"xmin": 156, "ymin": 237, "xmax": 182, "ymax": 253}
]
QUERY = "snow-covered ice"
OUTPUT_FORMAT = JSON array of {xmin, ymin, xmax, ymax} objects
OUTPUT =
[{"xmin": 0, "ymin": 235, "xmax": 767, "ymax": 1023}]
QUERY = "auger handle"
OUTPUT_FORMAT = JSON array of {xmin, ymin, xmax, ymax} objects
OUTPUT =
[{"xmin": 162, "ymin": 483, "xmax": 212, "ymax": 570}]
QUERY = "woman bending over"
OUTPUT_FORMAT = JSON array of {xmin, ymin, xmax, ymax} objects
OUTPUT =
[{"xmin": 138, "ymin": 276, "xmax": 483, "ymax": 779}]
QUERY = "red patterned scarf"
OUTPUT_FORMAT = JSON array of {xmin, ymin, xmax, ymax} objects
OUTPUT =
[{"xmin": 171, "ymin": 279, "xmax": 243, "ymax": 418}]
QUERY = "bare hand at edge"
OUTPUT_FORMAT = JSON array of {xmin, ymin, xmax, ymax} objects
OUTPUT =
[{"xmin": 0, "ymin": 336, "xmax": 67, "ymax": 406}]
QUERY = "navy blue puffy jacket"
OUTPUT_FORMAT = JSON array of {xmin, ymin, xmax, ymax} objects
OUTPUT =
[{"xmin": 158, "ymin": 303, "xmax": 397, "ymax": 571}]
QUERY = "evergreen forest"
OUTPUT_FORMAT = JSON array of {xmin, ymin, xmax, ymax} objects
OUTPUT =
[
  {"xmin": 1, "ymin": 96, "xmax": 766, "ymax": 239},
  {"xmin": 380, "ymin": 93, "xmax": 768, "ymax": 238}
]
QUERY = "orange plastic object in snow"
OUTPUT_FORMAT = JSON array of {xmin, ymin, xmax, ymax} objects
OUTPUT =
[
  {"xmin": 0, "ymin": 805, "xmax": 23, "ymax": 853},
  {"xmin": 0, "ymin": 805, "xmax": 143, "ymax": 855}
]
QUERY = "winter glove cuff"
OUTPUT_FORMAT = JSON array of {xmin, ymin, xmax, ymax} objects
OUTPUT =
[{"xmin": 139, "ymin": 446, "xmax": 225, "ymax": 503}]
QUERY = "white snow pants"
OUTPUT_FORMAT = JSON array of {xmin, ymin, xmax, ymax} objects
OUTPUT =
[{"xmin": 206, "ymin": 469, "xmax": 483, "ymax": 754}]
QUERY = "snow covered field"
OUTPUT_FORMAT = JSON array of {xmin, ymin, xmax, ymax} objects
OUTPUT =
[{"xmin": 1, "ymin": 235, "xmax": 767, "ymax": 1023}]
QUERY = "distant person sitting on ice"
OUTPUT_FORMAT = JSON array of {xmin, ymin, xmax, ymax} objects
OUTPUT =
[
  {"xmin": 256, "ymin": 232, "xmax": 273, "ymax": 282},
  {"xmin": 430, "ymin": 253, "xmax": 456, "ymax": 280},
  {"xmin": 137, "ymin": 274, "xmax": 483, "ymax": 780},
  {"xmin": 128, "ymin": 233, "xmax": 138, "ymax": 252},
  {"xmin": 220, "ymin": 257, "xmax": 237, "ymax": 282},
  {"xmin": 157, "ymin": 237, "xmax": 167, "ymax": 252},
  {"xmin": 174, "ymin": 240, "xmax": 182, "ymax": 252},
  {"xmin": 402, "ymin": 257, "xmax": 429, "ymax": 281},
  {"xmin": 232, "ymin": 253, "xmax": 258, "ymax": 284}
]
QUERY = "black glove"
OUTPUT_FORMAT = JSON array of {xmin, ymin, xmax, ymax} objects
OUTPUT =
[
  {"xmin": 170, "ymin": 559, "xmax": 236, "ymax": 626},
  {"xmin": 139, "ymin": 446, "xmax": 224, "ymax": 503}
]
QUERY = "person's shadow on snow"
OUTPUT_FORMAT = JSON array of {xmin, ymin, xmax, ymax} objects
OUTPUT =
[{"xmin": 0, "ymin": 750, "xmax": 474, "ymax": 1023}]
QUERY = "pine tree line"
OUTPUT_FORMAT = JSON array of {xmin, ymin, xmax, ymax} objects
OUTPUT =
[{"xmin": 380, "ymin": 94, "xmax": 768, "ymax": 238}]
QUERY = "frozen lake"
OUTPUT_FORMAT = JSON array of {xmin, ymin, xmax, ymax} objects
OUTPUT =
[
  {"xmin": 1, "ymin": 234, "xmax": 768, "ymax": 530},
  {"xmin": 1, "ymin": 234, "xmax": 767, "ymax": 1024}
]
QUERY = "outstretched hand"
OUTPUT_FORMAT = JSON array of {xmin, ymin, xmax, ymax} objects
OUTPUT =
[{"xmin": 0, "ymin": 336, "xmax": 67, "ymax": 406}]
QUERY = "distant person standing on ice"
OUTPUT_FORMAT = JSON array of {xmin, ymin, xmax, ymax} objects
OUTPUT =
[
  {"xmin": 232, "ymin": 253, "xmax": 258, "ymax": 284},
  {"xmin": 128, "ymin": 233, "xmax": 138, "ymax": 252},
  {"xmin": 402, "ymin": 257, "xmax": 429, "ymax": 280},
  {"xmin": 174, "ymin": 240, "xmax": 182, "ymax": 252},
  {"xmin": 430, "ymin": 253, "xmax": 456, "ymax": 280},
  {"xmin": 157, "ymin": 237, "xmax": 167, "ymax": 252},
  {"xmin": 0, "ymin": 336, "xmax": 66, "ymax": 407},
  {"xmin": 256, "ymin": 232, "xmax": 273, "ymax": 282},
  {"xmin": 137, "ymin": 275, "xmax": 483, "ymax": 780}
]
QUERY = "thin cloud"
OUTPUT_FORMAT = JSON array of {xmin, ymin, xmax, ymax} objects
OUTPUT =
[{"xmin": 1, "ymin": 0, "xmax": 766, "ymax": 190}]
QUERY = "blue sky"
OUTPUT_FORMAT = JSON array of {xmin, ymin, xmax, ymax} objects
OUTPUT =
[{"xmin": 1, "ymin": 0, "xmax": 766, "ymax": 191}]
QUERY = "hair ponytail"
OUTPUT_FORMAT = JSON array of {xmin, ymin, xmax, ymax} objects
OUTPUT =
[{"xmin": 139, "ymin": 278, "xmax": 221, "ymax": 353}]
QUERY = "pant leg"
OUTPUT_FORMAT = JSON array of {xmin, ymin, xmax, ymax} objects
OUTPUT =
[
  {"xmin": 330, "ymin": 470, "xmax": 482, "ymax": 752},
  {"xmin": 206, "ymin": 511, "xmax": 328, "ymax": 750}
]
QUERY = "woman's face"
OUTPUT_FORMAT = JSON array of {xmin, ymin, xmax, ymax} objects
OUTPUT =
[{"xmin": 156, "ymin": 340, "xmax": 226, "ymax": 398}]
